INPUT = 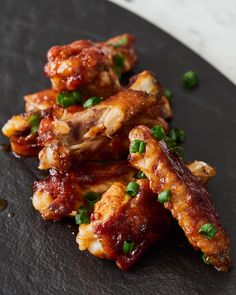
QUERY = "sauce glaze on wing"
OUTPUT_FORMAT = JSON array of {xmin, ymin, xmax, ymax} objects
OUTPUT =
[
  {"xmin": 33, "ymin": 161, "xmax": 135, "ymax": 220},
  {"xmin": 77, "ymin": 180, "xmax": 171, "ymax": 270},
  {"xmin": 44, "ymin": 34, "xmax": 136, "ymax": 95},
  {"xmin": 128, "ymin": 125, "xmax": 231, "ymax": 272}
]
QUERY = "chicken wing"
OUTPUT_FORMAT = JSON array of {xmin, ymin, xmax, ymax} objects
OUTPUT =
[
  {"xmin": 128, "ymin": 125, "xmax": 231, "ymax": 272},
  {"xmin": 33, "ymin": 161, "xmax": 135, "ymax": 221},
  {"xmin": 38, "ymin": 71, "xmax": 163, "ymax": 170},
  {"xmin": 76, "ymin": 180, "xmax": 171, "ymax": 270},
  {"xmin": 44, "ymin": 34, "xmax": 136, "ymax": 96}
]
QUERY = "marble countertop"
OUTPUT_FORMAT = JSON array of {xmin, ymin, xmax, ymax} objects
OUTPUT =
[{"xmin": 109, "ymin": 0, "xmax": 236, "ymax": 85}]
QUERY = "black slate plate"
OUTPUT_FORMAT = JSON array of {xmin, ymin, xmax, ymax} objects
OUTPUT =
[{"xmin": 0, "ymin": 0, "xmax": 235, "ymax": 294}]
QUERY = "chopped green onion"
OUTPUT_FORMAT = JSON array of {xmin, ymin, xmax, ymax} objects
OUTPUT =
[
  {"xmin": 126, "ymin": 182, "xmax": 140, "ymax": 197},
  {"xmin": 123, "ymin": 240, "xmax": 134, "ymax": 254},
  {"xmin": 169, "ymin": 128, "xmax": 186, "ymax": 143},
  {"xmin": 182, "ymin": 70, "xmax": 199, "ymax": 89},
  {"xmin": 110, "ymin": 36, "xmax": 128, "ymax": 48},
  {"xmin": 202, "ymin": 253, "xmax": 211, "ymax": 265},
  {"xmin": 130, "ymin": 140, "xmax": 146, "ymax": 154},
  {"xmin": 173, "ymin": 146, "xmax": 184, "ymax": 158},
  {"xmin": 114, "ymin": 54, "xmax": 125, "ymax": 68},
  {"xmin": 164, "ymin": 88, "xmax": 173, "ymax": 101},
  {"xmin": 168, "ymin": 128, "xmax": 177, "ymax": 142},
  {"xmin": 83, "ymin": 96, "xmax": 102, "ymax": 108},
  {"xmin": 157, "ymin": 189, "xmax": 172, "ymax": 204},
  {"xmin": 57, "ymin": 91, "xmax": 82, "ymax": 108},
  {"xmin": 178, "ymin": 129, "xmax": 186, "ymax": 143},
  {"xmin": 75, "ymin": 206, "xmax": 90, "ymax": 225},
  {"xmin": 28, "ymin": 113, "xmax": 41, "ymax": 134},
  {"xmin": 199, "ymin": 223, "xmax": 217, "ymax": 239},
  {"xmin": 85, "ymin": 191, "xmax": 100, "ymax": 207},
  {"xmin": 164, "ymin": 137, "xmax": 177, "ymax": 149},
  {"xmin": 150, "ymin": 125, "xmax": 166, "ymax": 140},
  {"xmin": 134, "ymin": 170, "xmax": 147, "ymax": 179},
  {"xmin": 114, "ymin": 54, "xmax": 125, "ymax": 79}
]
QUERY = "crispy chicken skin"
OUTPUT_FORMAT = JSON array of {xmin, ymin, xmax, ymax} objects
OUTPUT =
[
  {"xmin": 38, "ymin": 71, "xmax": 163, "ymax": 170},
  {"xmin": 77, "ymin": 180, "xmax": 171, "ymax": 270},
  {"xmin": 44, "ymin": 34, "xmax": 136, "ymax": 95},
  {"xmin": 128, "ymin": 125, "xmax": 231, "ymax": 272},
  {"xmin": 33, "ymin": 161, "xmax": 135, "ymax": 220}
]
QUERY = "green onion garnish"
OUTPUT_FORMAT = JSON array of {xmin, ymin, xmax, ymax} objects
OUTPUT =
[
  {"xmin": 75, "ymin": 206, "xmax": 90, "ymax": 225},
  {"xmin": 150, "ymin": 125, "xmax": 166, "ymax": 140},
  {"xmin": 199, "ymin": 223, "xmax": 217, "ymax": 239},
  {"xmin": 130, "ymin": 139, "xmax": 146, "ymax": 154},
  {"xmin": 169, "ymin": 128, "xmax": 186, "ymax": 144},
  {"xmin": 157, "ymin": 189, "xmax": 172, "ymax": 204},
  {"xmin": 164, "ymin": 88, "xmax": 173, "ymax": 101},
  {"xmin": 164, "ymin": 137, "xmax": 177, "ymax": 149},
  {"xmin": 110, "ymin": 36, "xmax": 128, "ymax": 48},
  {"xmin": 28, "ymin": 113, "xmax": 41, "ymax": 134},
  {"xmin": 182, "ymin": 70, "xmax": 199, "ymax": 89},
  {"xmin": 134, "ymin": 170, "xmax": 147, "ymax": 179},
  {"xmin": 57, "ymin": 91, "xmax": 82, "ymax": 108},
  {"xmin": 123, "ymin": 240, "xmax": 134, "ymax": 254},
  {"xmin": 126, "ymin": 182, "xmax": 140, "ymax": 197},
  {"xmin": 173, "ymin": 146, "xmax": 184, "ymax": 158},
  {"xmin": 114, "ymin": 54, "xmax": 125, "ymax": 68},
  {"xmin": 85, "ymin": 191, "xmax": 100, "ymax": 207},
  {"xmin": 114, "ymin": 54, "xmax": 125, "ymax": 79},
  {"xmin": 83, "ymin": 96, "xmax": 102, "ymax": 108}
]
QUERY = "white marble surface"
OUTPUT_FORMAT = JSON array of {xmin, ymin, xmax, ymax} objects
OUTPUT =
[{"xmin": 109, "ymin": 0, "xmax": 236, "ymax": 85}]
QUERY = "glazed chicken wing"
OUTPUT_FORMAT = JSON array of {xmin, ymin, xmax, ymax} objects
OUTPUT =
[
  {"xmin": 38, "ymin": 71, "xmax": 163, "ymax": 170},
  {"xmin": 76, "ymin": 180, "xmax": 171, "ymax": 270},
  {"xmin": 128, "ymin": 125, "xmax": 231, "ymax": 272},
  {"xmin": 45, "ymin": 34, "xmax": 136, "ymax": 96},
  {"xmin": 33, "ymin": 161, "xmax": 135, "ymax": 221}
]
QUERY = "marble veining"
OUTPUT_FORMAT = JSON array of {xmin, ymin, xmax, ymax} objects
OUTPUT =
[{"xmin": 109, "ymin": 0, "xmax": 236, "ymax": 85}]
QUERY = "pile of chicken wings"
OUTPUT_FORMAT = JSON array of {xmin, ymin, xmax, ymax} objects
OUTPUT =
[{"xmin": 2, "ymin": 34, "xmax": 231, "ymax": 272}]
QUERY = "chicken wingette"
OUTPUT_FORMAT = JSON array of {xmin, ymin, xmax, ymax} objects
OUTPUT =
[
  {"xmin": 128, "ymin": 125, "xmax": 231, "ymax": 272},
  {"xmin": 77, "ymin": 180, "xmax": 171, "ymax": 270}
]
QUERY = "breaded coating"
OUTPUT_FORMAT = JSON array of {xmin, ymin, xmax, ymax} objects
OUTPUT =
[{"xmin": 128, "ymin": 125, "xmax": 231, "ymax": 272}]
